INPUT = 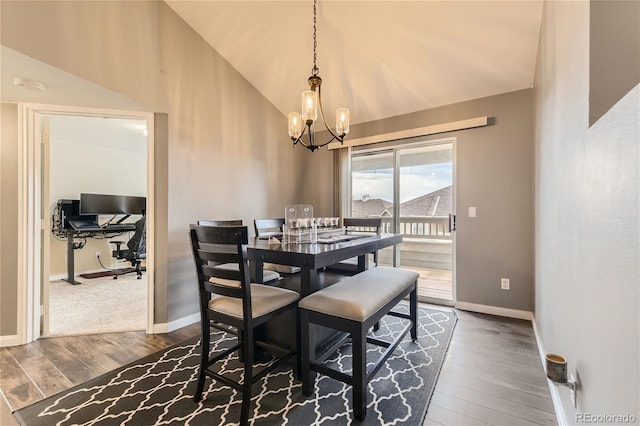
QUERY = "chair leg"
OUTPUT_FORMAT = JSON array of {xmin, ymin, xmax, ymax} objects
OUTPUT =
[
  {"xmin": 301, "ymin": 310, "xmax": 314, "ymax": 396},
  {"xmin": 240, "ymin": 326, "xmax": 254, "ymax": 425},
  {"xmin": 352, "ymin": 325, "xmax": 368, "ymax": 421},
  {"xmin": 135, "ymin": 261, "xmax": 142, "ymax": 279},
  {"xmin": 410, "ymin": 284, "xmax": 418, "ymax": 341},
  {"xmin": 295, "ymin": 308, "xmax": 302, "ymax": 380},
  {"xmin": 194, "ymin": 319, "xmax": 210, "ymax": 402}
]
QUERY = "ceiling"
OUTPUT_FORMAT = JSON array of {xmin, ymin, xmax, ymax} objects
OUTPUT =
[
  {"xmin": 0, "ymin": 46, "xmax": 148, "ymax": 111},
  {"xmin": 1, "ymin": 2, "xmax": 543, "ymax": 127},
  {"xmin": 165, "ymin": 0, "xmax": 544, "ymax": 126}
]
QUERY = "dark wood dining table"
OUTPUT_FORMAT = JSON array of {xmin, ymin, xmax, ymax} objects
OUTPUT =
[
  {"xmin": 247, "ymin": 232, "xmax": 404, "ymax": 355},
  {"xmin": 248, "ymin": 232, "xmax": 403, "ymax": 294}
]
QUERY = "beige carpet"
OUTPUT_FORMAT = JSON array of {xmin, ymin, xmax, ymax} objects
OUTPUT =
[{"xmin": 48, "ymin": 274, "xmax": 146, "ymax": 336}]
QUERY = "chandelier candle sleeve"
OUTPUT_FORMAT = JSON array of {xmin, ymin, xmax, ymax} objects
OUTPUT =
[
  {"xmin": 302, "ymin": 91, "xmax": 318, "ymax": 123},
  {"xmin": 288, "ymin": 112, "xmax": 303, "ymax": 139},
  {"xmin": 336, "ymin": 108, "xmax": 350, "ymax": 135}
]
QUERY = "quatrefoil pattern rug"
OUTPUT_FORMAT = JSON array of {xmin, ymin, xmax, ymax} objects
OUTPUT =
[{"xmin": 16, "ymin": 306, "xmax": 456, "ymax": 426}]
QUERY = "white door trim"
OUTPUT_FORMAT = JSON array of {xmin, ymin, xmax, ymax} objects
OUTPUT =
[{"xmin": 16, "ymin": 103, "xmax": 155, "ymax": 344}]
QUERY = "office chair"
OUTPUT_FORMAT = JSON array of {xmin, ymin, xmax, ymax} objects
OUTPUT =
[{"xmin": 110, "ymin": 215, "xmax": 146, "ymax": 279}]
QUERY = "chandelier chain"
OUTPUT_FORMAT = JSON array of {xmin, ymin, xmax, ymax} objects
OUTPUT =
[{"xmin": 312, "ymin": 0, "xmax": 318, "ymax": 75}]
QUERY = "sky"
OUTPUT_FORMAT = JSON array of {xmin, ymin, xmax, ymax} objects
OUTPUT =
[{"xmin": 352, "ymin": 163, "xmax": 452, "ymax": 203}]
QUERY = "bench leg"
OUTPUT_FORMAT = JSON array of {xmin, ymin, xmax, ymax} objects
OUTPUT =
[
  {"xmin": 410, "ymin": 283, "xmax": 418, "ymax": 341},
  {"xmin": 301, "ymin": 309, "xmax": 315, "ymax": 396},
  {"xmin": 352, "ymin": 325, "xmax": 367, "ymax": 421}
]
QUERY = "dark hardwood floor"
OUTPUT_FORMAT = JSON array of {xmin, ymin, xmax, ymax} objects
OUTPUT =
[
  {"xmin": 0, "ymin": 307, "xmax": 556, "ymax": 425},
  {"xmin": 426, "ymin": 309, "xmax": 556, "ymax": 425}
]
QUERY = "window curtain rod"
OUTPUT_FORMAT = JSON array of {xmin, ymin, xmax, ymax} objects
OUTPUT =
[{"xmin": 328, "ymin": 116, "xmax": 488, "ymax": 150}]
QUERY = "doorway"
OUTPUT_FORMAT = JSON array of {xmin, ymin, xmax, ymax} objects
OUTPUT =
[
  {"xmin": 44, "ymin": 113, "xmax": 148, "ymax": 336},
  {"xmin": 17, "ymin": 104, "xmax": 155, "ymax": 344},
  {"xmin": 350, "ymin": 139, "xmax": 455, "ymax": 304}
]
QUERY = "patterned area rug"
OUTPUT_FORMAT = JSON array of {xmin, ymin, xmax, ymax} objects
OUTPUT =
[{"xmin": 16, "ymin": 306, "xmax": 456, "ymax": 426}]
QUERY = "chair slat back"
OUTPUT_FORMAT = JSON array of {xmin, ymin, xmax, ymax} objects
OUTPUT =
[
  {"xmin": 189, "ymin": 225, "xmax": 250, "ymax": 301},
  {"xmin": 343, "ymin": 218, "xmax": 382, "ymax": 265},
  {"xmin": 343, "ymin": 217, "xmax": 382, "ymax": 233},
  {"xmin": 254, "ymin": 218, "xmax": 285, "ymax": 237},
  {"xmin": 198, "ymin": 219, "xmax": 243, "ymax": 226}
]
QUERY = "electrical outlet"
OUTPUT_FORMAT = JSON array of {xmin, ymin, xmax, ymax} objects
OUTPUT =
[
  {"xmin": 501, "ymin": 278, "xmax": 510, "ymax": 290},
  {"xmin": 95, "ymin": 251, "xmax": 101, "ymax": 258}
]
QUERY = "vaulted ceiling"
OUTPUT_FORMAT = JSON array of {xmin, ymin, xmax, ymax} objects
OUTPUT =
[{"xmin": 165, "ymin": 1, "xmax": 544, "ymax": 125}]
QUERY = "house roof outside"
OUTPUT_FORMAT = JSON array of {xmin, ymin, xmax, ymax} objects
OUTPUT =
[
  {"xmin": 351, "ymin": 197, "xmax": 393, "ymax": 217},
  {"xmin": 400, "ymin": 185, "xmax": 452, "ymax": 217},
  {"xmin": 351, "ymin": 185, "xmax": 452, "ymax": 218}
]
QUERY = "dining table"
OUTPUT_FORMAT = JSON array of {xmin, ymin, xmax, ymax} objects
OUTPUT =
[{"xmin": 247, "ymin": 231, "xmax": 404, "ymax": 357}]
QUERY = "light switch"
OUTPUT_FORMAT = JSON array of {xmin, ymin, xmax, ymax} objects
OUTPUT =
[{"xmin": 469, "ymin": 206, "xmax": 477, "ymax": 218}]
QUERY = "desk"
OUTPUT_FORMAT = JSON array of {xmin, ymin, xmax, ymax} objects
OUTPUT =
[
  {"xmin": 247, "ymin": 233, "xmax": 403, "ymax": 354},
  {"xmin": 60, "ymin": 226, "xmax": 136, "ymax": 285}
]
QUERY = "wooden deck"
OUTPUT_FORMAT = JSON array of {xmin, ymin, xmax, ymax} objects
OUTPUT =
[{"xmin": 410, "ymin": 266, "xmax": 453, "ymax": 301}]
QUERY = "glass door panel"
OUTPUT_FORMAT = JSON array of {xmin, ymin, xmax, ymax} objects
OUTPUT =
[
  {"xmin": 350, "ymin": 142, "xmax": 454, "ymax": 303},
  {"xmin": 350, "ymin": 151, "xmax": 395, "ymax": 266},
  {"xmin": 398, "ymin": 143, "xmax": 453, "ymax": 301}
]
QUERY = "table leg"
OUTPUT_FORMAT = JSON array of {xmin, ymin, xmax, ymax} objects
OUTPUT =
[
  {"xmin": 251, "ymin": 258, "xmax": 264, "ymax": 283},
  {"xmin": 63, "ymin": 232, "xmax": 81, "ymax": 285},
  {"xmin": 357, "ymin": 254, "xmax": 367, "ymax": 272}
]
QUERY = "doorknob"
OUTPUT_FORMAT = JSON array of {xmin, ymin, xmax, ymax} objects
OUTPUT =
[{"xmin": 448, "ymin": 214, "xmax": 456, "ymax": 232}]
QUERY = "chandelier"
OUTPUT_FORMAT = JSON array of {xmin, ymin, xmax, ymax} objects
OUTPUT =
[{"xmin": 288, "ymin": 0, "xmax": 350, "ymax": 152}]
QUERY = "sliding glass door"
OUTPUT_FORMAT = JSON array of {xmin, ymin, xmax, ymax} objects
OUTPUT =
[{"xmin": 350, "ymin": 140, "xmax": 454, "ymax": 303}]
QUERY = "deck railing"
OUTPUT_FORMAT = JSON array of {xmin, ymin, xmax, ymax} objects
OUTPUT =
[{"xmin": 380, "ymin": 216, "xmax": 451, "ymax": 240}]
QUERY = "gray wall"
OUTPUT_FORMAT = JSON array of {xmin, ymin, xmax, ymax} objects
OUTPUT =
[
  {"xmin": 534, "ymin": 0, "xmax": 639, "ymax": 418},
  {"xmin": 0, "ymin": 103, "xmax": 19, "ymax": 336},
  {"xmin": 344, "ymin": 89, "xmax": 534, "ymax": 312},
  {"xmin": 589, "ymin": 0, "xmax": 640, "ymax": 126},
  {"xmin": 0, "ymin": 0, "xmax": 322, "ymax": 330}
]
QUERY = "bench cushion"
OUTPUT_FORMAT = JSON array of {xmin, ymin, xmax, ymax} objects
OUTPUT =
[{"xmin": 299, "ymin": 266, "xmax": 418, "ymax": 322}]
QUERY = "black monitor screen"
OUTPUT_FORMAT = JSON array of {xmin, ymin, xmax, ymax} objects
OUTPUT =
[{"xmin": 80, "ymin": 193, "xmax": 146, "ymax": 215}]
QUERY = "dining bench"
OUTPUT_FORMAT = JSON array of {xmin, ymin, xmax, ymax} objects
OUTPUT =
[{"xmin": 298, "ymin": 266, "xmax": 418, "ymax": 420}]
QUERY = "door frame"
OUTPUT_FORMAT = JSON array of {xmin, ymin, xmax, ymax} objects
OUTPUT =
[
  {"xmin": 348, "ymin": 136, "xmax": 457, "ymax": 305},
  {"xmin": 16, "ymin": 103, "xmax": 155, "ymax": 344}
]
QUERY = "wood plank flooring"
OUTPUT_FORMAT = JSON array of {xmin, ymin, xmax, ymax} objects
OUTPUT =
[
  {"xmin": 0, "ymin": 324, "xmax": 200, "ymax": 425},
  {"xmin": 425, "ymin": 309, "xmax": 556, "ymax": 425},
  {"xmin": 0, "ymin": 307, "xmax": 556, "ymax": 425}
]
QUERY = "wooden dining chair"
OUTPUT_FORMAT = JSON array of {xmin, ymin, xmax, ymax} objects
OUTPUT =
[
  {"xmin": 326, "ymin": 217, "xmax": 383, "ymax": 274},
  {"xmin": 189, "ymin": 225, "xmax": 300, "ymax": 425},
  {"xmin": 253, "ymin": 218, "xmax": 301, "ymax": 274},
  {"xmin": 198, "ymin": 219, "xmax": 281, "ymax": 283}
]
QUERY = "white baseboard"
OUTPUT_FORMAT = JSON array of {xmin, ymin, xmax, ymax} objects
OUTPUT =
[
  {"xmin": 0, "ymin": 334, "xmax": 21, "ymax": 347},
  {"xmin": 152, "ymin": 312, "xmax": 199, "ymax": 334},
  {"xmin": 531, "ymin": 317, "xmax": 568, "ymax": 426},
  {"xmin": 454, "ymin": 301, "xmax": 534, "ymax": 320}
]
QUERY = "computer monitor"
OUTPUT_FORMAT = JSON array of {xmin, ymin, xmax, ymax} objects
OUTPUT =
[{"xmin": 80, "ymin": 193, "xmax": 146, "ymax": 216}]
